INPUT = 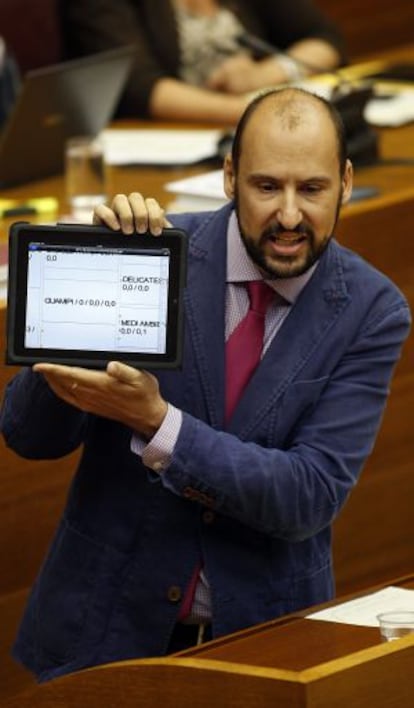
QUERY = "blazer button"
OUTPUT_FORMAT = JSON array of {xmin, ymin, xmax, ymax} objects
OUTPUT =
[
  {"xmin": 202, "ymin": 510, "xmax": 215, "ymax": 524},
  {"xmin": 183, "ymin": 486, "xmax": 195, "ymax": 499},
  {"xmin": 167, "ymin": 585, "xmax": 182, "ymax": 603}
]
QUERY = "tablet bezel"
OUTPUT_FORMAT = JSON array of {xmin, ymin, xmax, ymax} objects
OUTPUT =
[{"xmin": 6, "ymin": 222, "xmax": 187, "ymax": 369}]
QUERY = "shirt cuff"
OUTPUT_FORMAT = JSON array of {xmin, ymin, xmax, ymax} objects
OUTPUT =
[{"xmin": 130, "ymin": 403, "xmax": 183, "ymax": 473}]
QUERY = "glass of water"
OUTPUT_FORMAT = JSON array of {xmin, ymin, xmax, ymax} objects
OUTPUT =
[
  {"xmin": 65, "ymin": 135, "xmax": 107, "ymax": 221},
  {"xmin": 377, "ymin": 611, "xmax": 414, "ymax": 642}
]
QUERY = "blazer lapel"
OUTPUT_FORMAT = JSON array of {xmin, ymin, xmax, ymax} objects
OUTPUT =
[
  {"xmin": 227, "ymin": 240, "xmax": 352, "ymax": 435},
  {"xmin": 184, "ymin": 208, "xmax": 230, "ymax": 427},
  {"xmin": 181, "ymin": 211, "xmax": 352, "ymax": 435}
]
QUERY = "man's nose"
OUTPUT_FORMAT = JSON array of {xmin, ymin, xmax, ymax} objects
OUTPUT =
[{"xmin": 276, "ymin": 190, "xmax": 302, "ymax": 230}]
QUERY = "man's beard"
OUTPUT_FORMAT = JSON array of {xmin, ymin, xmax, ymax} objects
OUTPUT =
[{"xmin": 235, "ymin": 192, "xmax": 342, "ymax": 280}]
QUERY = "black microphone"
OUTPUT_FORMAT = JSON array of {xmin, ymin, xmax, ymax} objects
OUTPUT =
[
  {"xmin": 236, "ymin": 32, "xmax": 278, "ymax": 60},
  {"xmin": 236, "ymin": 32, "xmax": 326, "ymax": 76}
]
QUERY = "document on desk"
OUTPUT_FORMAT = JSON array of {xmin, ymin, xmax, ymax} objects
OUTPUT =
[
  {"xmin": 165, "ymin": 169, "xmax": 228, "ymax": 211},
  {"xmin": 364, "ymin": 89, "xmax": 414, "ymax": 127},
  {"xmin": 306, "ymin": 586, "xmax": 414, "ymax": 627},
  {"xmin": 100, "ymin": 129, "xmax": 224, "ymax": 166}
]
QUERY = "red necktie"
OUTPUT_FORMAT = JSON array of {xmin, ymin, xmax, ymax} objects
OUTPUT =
[
  {"xmin": 225, "ymin": 281, "xmax": 274, "ymax": 423},
  {"xmin": 178, "ymin": 281, "xmax": 274, "ymax": 622},
  {"xmin": 177, "ymin": 564, "xmax": 201, "ymax": 621}
]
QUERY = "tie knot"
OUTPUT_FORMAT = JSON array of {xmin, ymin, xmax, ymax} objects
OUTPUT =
[{"xmin": 247, "ymin": 280, "xmax": 274, "ymax": 315}]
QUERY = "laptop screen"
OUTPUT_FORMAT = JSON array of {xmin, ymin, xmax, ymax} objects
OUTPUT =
[{"xmin": 0, "ymin": 46, "xmax": 134, "ymax": 187}]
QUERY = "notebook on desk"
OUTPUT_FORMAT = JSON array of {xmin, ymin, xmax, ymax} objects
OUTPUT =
[{"xmin": 0, "ymin": 46, "xmax": 134, "ymax": 188}]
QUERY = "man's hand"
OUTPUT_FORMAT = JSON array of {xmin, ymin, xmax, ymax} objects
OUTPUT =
[
  {"xmin": 33, "ymin": 361, "xmax": 168, "ymax": 440},
  {"xmin": 93, "ymin": 192, "xmax": 171, "ymax": 235}
]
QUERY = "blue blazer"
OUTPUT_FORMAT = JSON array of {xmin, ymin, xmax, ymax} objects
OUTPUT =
[{"xmin": 1, "ymin": 204, "xmax": 410, "ymax": 681}]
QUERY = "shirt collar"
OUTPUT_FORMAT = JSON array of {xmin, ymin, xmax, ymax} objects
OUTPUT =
[{"xmin": 226, "ymin": 209, "xmax": 318, "ymax": 304}]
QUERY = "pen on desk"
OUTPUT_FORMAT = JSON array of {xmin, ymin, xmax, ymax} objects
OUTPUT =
[{"xmin": 1, "ymin": 206, "xmax": 37, "ymax": 217}]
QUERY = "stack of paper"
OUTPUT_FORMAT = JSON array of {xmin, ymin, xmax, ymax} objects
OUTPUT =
[
  {"xmin": 100, "ymin": 129, "xmax": 224, "ymax": 166},
  {"xmin": 165, "ymin": 169, "xmax": 228, "ymax": 211},
  {"xmin": 306, "ymin": 586, "xmax": 414, "ymax": 627}
]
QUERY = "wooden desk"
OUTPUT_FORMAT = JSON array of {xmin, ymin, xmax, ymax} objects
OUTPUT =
[{"xmin": 3, "ymin": 576, "xmax": 414, "ymax": 708}]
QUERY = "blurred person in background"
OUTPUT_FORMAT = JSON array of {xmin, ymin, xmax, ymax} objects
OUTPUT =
[{"xmin": 61, "ymin": 0, "xmax": 345, "ymax": 123}]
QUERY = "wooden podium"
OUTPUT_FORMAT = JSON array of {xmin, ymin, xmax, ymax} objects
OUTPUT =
[{"xmin": 4, "ymin": 577, "xmax": 414, "ymax": 708}]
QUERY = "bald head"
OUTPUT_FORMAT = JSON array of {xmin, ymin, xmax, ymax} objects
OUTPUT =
[
  {"xmin": 265, "ymin": 89, "xmax": 322, "ymax": 131},
  {"xmin": 231, "ymin": 88, "xmax": 347, "ymax": 176}
]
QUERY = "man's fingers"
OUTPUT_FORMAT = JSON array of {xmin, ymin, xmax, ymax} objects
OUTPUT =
[
  {"xmin": 109, "ymin": 193, "xmax": 136, "ymax": 234},
  {"xmin": 106, "ymin": 361, "xmax": 141, "ymax": 384},
  {"xmin": 92, "ymin": 203, "xmax": 122, "ymax": 230},
  {"xmin": 93, "ymin": 193, "xmax": 169, "ymax": 236},
  {"xmin": 33, "ymin": 363, "xmax": 104, "ymax": 391},
  {"xmin": 33, "ymin": 362, "xmax": 72, "ymax": 378},
  {"xmin": 33, "ymin": 362, "xmax": 141, "ymax": 389},
  {"xmin": 128, "ymin": 193, "xmax": 167, "ymax": 235}
]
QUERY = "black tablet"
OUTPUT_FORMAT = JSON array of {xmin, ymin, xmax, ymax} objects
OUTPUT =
[{"xmin": 6, "ymin": 222, "xmax": 187, "ymax": 369}]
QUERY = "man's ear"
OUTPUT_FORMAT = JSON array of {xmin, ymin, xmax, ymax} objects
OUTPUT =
[
  {"xmin": 341, "ymin": 159, "xmax": 353, "ymax": 205},
  {"xmin": 223, "ymin": 153, "xmax": 236, "ymax": 200}
]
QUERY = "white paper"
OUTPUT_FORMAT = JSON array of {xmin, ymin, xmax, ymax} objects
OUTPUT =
[
  {"xmin": 100, "ymin": 129, "xmax": 223, "ymax": 166},
  {"xmin": 364, "ymin": 90, "xmax": 414, "ymax": 127},
  {"xmin": 165, "ymin": 169, "xmax": 228, "ymax": 211},
  {"xmin": 165, "ymin": 169, "xmax": 226, "ymax": 199},
  {"xmin": 306, "ymin": 586, "xmax": 414, "ymax": 627}
]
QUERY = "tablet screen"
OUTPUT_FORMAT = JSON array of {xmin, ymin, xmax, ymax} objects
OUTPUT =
[{"xmin": 6, "ymin": 223, "xmax": 187, "ymax": 368}]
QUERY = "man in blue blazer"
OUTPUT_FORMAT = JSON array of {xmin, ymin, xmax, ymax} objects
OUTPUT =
[{"xmin": 1, "ymin": 87, "xmax": 410, "ymax": 681}]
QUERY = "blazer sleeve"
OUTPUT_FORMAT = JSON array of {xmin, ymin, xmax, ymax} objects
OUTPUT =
[
  {"xmin": 160, "ymin": 299, "xmax": 410, "ymax": 541},
  {"xmin": 0, "ymin": 369, "xmax": 87, "ymax": 459}
]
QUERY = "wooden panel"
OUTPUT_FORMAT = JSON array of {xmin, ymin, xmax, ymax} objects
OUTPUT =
[
  {"xmin": 0, "ymin": 589, "xmax": 37, "ymax": 699},
  {"xmin": 0, "ymin": 309, "xmax": 80, "ymax": 595},
  {"xmin": 332, "ymin": 192, "xmax": 414, "ymax": 593},
  {"xmin": 317, "ymin": 0, "xmax": 414, "ymax": 58},
  {"xmin": 0, "ymin": 442, "xmax": 78, "ymax": 594},
  {"xmin": 187, "ymin": 618, "xmax": 381, "ymax": 670}
]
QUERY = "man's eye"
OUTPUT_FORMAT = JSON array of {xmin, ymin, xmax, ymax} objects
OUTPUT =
[
  {"xmin": 259, "ymin": 182, "xmax": 276, "ymax": 192},
  {"xmin": 302, "ymin": 183, "xmax": 322, "ymax": 194}
]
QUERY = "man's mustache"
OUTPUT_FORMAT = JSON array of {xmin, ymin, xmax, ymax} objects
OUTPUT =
[{"xmin": 262, "ymin": 223, "xmax": 313, "ymax": 239}]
